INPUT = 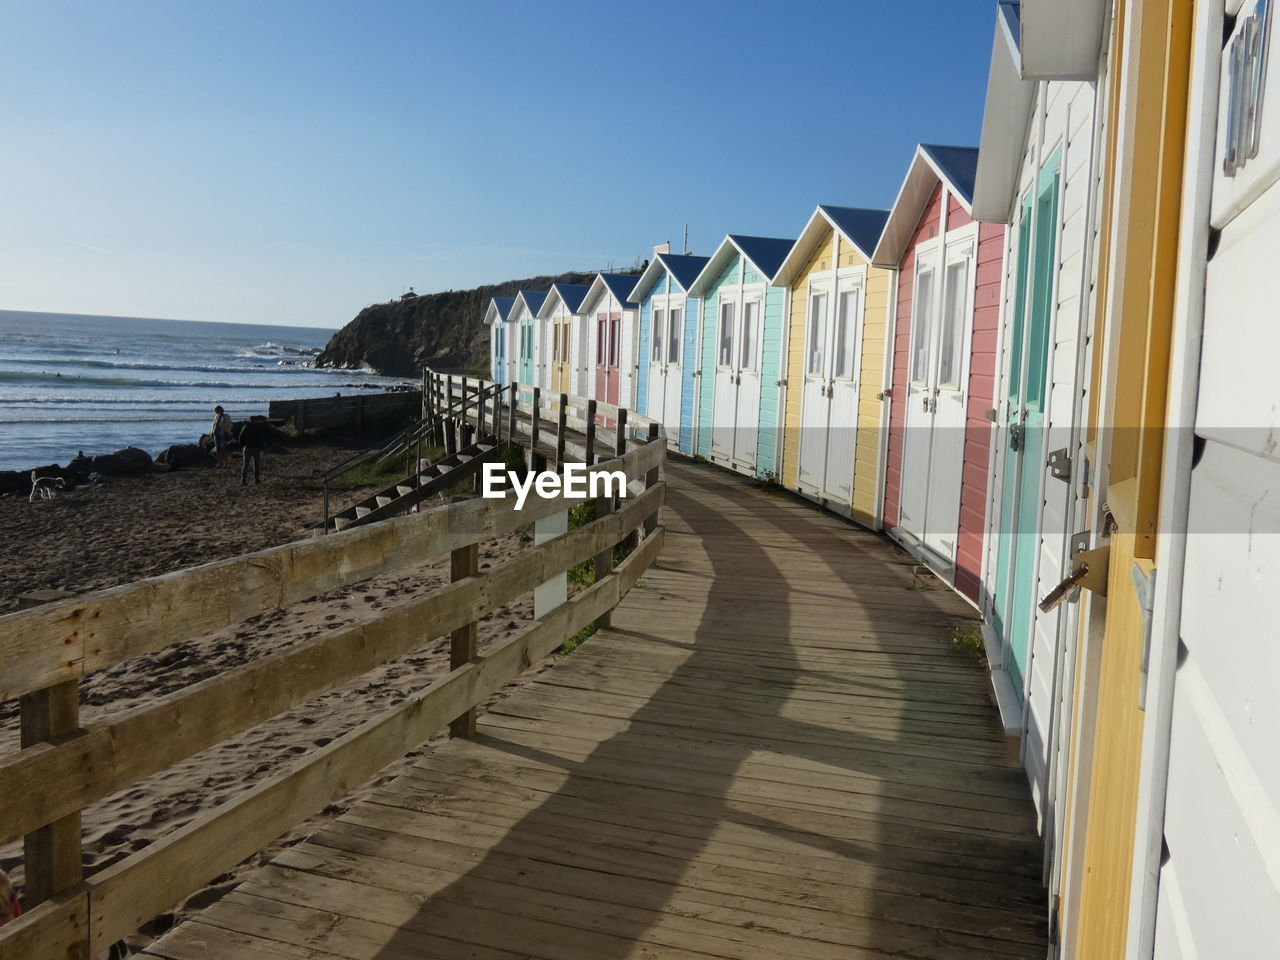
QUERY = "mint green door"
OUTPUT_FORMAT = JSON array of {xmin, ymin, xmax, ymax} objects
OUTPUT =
[{"xmin": 992, "ymin": 155, "xmax": 1060, "ymax": 699}]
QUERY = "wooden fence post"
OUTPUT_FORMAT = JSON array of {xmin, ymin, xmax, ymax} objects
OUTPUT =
[
  {"xmin": 296, "ymin": 398, "xmax": 306, "ymax": 437},
  {"xmin": 593, "ymin": 408, "xmax": 625, "ymax": 630},
  {"xmin": 460, "ymin": 377, "xmax": 472, "ymax": 447},
  {"xmin": 507, "ymin": 383, "xmax": 517, "ymax": 446},
  {"xmin": 449, "ymin": 543, "xmax": 480, "ymax": 738},
  {"xmin": 584, "ymin": 400, "xmax": 597, "ymax": 468},
  {"xmin": 489, "ymin": 389, "xmax": 500, "ymax": 440},
  {"xmin": 530, "ymin": 387, "xmax": 545, "ymax": 473},
  {"xmin": 444, "ymin": 376, "xmax": 457, "ymax": 456},
  {"xmin": 19, "ymin": 678, "xmax": 83, "ymax": 906},
  {"xmin": 556, "ymin": 394, "xmax": 568, "ymax": 468},
  {"xmin": 644, "ymin": 421, "xmax": 661, "ymax": 537}
]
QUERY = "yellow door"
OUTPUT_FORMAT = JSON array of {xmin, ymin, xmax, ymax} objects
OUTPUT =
[{"xmin": 1068, "ymin": 0, "xmax": 1192, "ymax": 953}]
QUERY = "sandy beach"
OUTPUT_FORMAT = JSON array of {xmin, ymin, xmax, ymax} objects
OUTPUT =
[{"xmin": 0, "ymin": 439, "xmax": 547, "ymax": 951}]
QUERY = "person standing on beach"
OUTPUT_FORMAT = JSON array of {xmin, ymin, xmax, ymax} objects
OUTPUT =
[
  {"xmin": 238, "ymin": 416, "xmax": 270, "ymax": 485},
  {"xmin": 211, "ymin": 405, "xmax": 233, "ymax": 468}
]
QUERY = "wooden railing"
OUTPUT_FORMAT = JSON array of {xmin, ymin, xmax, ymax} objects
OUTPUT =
[
  {"xmin": 425, "ymin": 372, "xmax": 644, "ymax": 469},
  {"xmin": 0, "ymin": 375, "xmax": 665, "ymax": 960}
]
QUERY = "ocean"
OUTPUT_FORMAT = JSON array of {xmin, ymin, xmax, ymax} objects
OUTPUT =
[{"xmin": 0, "ymin": 310, "xmax": 409, "ymax": 472}]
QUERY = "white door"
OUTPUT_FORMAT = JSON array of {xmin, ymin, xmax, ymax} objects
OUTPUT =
[
  {"xmin": 647, "ymin": 307, "xmax": 667, "ymax": 423},
  {"xmin": 733, "ymin": 296, "xmax": 762, "ymax": 470},
  {"xmin": 823, "ymin": 285, "xmax": 862, "ymax": 503},
  {"xmin": 662, "ymin": 301, "xmax": 683, "ymax": 445},
  {"xmin": 799, "ymin": 280, "xmax": 863, "ymax": 504},
  {"xmin": 798, "ymin": 284, "xmax": 832, "ymax": 491},
  {"xmin": 711, "ymin": 299, "xmax": 737, "ymax": 462},
  {"xmin": 1151, "ymin": 6, "xmax": 1280, "ymax": 954},
  {"xmin": 898, "ymin": 246, "xmax": 940, "ymax": 539},
  {"xmin": 921, "ymin": 245, "xmax": 973, "ymax": 561}
]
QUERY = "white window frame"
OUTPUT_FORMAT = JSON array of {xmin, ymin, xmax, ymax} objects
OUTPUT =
[
  {"xmin": 666, "ymin": 297, "xmax": 683, "ymax": 366},
  {"xmin": 651, "ymin": 306, "xmax": 665, "ymax": 363},
  {"xmin": 832, "ymin": 265, "xmax": 867, "ymax": 384},
  {"xmin": 717, "ymin": 300, "xmax": 736, "ymax": 369},
  {"xmin": 908, "ymin": 236, "xmax": 943, "ymax": 386},
  {"xmin": 805, "ymin": 281, "xmax": 831, "ymax": 377},
  {"xmin": 739, "ymin": 291, "xmax": 763, "ymax": 372},
  {"xmin": 938, "ymin": 225, "xmax": 978, "ymax": 393}
]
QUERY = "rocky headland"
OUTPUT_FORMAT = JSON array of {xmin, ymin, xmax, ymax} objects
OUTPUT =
[{"xmin": 314, "ymin": 270, "xmax": 605, "ymax": 377}]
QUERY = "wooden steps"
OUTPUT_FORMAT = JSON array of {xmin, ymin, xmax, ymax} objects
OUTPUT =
[{"xmin": 325, "ymin": 438, "xmax": 500, "ymax": 534}]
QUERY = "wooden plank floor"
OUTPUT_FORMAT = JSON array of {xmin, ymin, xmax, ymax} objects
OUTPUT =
[{"xmin": 145, "ymin": 459, "xmax": 1047, "ymax": 960}]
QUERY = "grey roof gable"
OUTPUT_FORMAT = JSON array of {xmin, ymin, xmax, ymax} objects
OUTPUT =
[
  {"xmin": 599, "ymin": 273, "xmax": 641, "ymax": 307},
  {"xmin": 490, "ymin": 296, "xmax": 515, "ymax": 322},
  {"xmin": 729, "ymin": 235, "xmax": 795, "ymax": 282},
  {"xmin": 551, "ymin": 284, "xmax": 590, "ymax": 314},
  {"xmin": 661, "ymin": 254, "xmax": 711, "ymax": 293},
  {"xmin": 819, "ymin": 206, "xmax": 890, "ymax": 259},
  {"xmin": 517, "ymin": 290, "xmax": 547, "ymax": 315},
  {"xmin": 920, "ymin": 144, "xmax": 980, "ymax": 207}
]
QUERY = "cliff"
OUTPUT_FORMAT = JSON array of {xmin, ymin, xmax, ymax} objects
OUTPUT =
[{"xmin": 315, "ymin": 271, "xmax": 624, "ymax": 378}]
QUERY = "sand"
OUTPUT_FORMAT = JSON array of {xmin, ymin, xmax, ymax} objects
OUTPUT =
[{"xmin": 0, "ymin": 440, "xmax": 549, "ymax": 951}]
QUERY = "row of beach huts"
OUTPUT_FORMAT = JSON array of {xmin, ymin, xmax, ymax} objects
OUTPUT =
[{"xmin": 483, "ymin": 2, "xmax": 1276, "ymax": 958}]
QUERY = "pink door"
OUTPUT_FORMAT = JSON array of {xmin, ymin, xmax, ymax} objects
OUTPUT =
[
  {"xmin": 594, "ymin": 313, "xmax": 620, "ymax": 428},
  {"xmin": 594, "ymin": 313, "xmax": 608, "ymax": 402},
  {"xmin": 606, "ymin": 314, "xmax": 621, "ymax": 404}
]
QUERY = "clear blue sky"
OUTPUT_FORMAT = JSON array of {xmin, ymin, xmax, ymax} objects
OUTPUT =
[{"xmin": 0, "ymin": 0, "xmax": 995, "ymax": 329}]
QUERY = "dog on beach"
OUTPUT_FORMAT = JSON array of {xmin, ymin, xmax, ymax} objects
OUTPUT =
[
  {"xmin": 0, "ymin": 869, "xmax": 19, "ymax": 924},
  {"xmin": 28, "ymin": 471, "xmax": 67, "ymax": 503},
  {"xmin": 1, "ymin": 868, "xmax": 130, "ymax": 956}
]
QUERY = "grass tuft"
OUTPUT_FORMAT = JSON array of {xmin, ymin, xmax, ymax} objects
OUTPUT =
[
  {"xmin": 950, "ymin": 624, "xmax": 987, "ymax": 666},
  {"xmin": 330, "ymin": 445, "xmax": 443, "ymax": 491}
]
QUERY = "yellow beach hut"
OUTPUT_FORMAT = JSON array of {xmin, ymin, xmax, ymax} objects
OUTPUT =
[{"xmin": 772, "ymin": 206, "xmax": 891, "ymax": 527}]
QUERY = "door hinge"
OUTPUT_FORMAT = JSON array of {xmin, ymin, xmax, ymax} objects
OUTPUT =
[
  {"xmin": 1046, "ymin": 447, "xmax": 1072, "ymax": 482},
  {"xmin": 1223, "ymin": 0, "xmax": 1272, "ymax": 176},
  {"xmin": 1133, "ymin": 563, "xmax": 1158, "ymax": 710}
]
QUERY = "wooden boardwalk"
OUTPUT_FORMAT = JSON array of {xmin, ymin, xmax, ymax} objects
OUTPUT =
[{"xmin": 144, "ymin": 459, "xmax": 1046, "ymax": 960}]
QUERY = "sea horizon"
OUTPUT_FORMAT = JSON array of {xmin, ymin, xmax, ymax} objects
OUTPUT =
[
  {"xmin": 0, "ymin": 307, "xmax": 339, "ymax": 332},
  {"xmin": 0, "ymin": 309, "xmax": 409, "ymax": 473}
]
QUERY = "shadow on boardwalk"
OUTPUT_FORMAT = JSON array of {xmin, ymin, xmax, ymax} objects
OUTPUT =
[{"xmin": 150, "ymin": 460, "xmax": 1046, "ymax": 959}]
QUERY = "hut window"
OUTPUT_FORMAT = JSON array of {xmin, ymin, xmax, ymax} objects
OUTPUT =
[
  {"xmin": 939, "ymin": 259, "xmax": 969, "ymax": 387},
  {"xmin": 609, "ymin": 316, "xmax": 620, "ymax": 366},
  {"xmin": 911, "ymin": 268, "xmax": 935, "ymax": 382},
  {"xmin": 652, "ymin": 310, "xmax": 665, "ymax": 361},
  {"xmin": 835, "ymin": 289, "xmax": 858, "ymax": 379},
  {"xmin": 718, "ymin": 302, "xmax": 736, "ymax": 367},
  {"xmin": 807, "ymin": 291, "xmax": 828, "ymax": 375},
  {"xmin": 741, "ymin": 300, "xmax": 760, "ymax": 371},
  {"xmin": 667, "ymin": 304, "xmax": 681, "ymax": 364},
  {"xmin": 597, "ymin": 316, "xmax": 607, "ymax": 364}
]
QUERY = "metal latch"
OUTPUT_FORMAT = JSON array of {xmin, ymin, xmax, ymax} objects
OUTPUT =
[
  {"xmin": 1047, "ymin": 447, "xmax": 1072, "ymax": 482},
  {"xmin": 1039, "ymin": 545, "xmax": 1111, "ymax": 613}
]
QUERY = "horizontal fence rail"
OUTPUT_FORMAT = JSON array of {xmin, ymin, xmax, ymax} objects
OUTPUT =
[{"xmin": 0, "ymin": 369, "xmax": 666, "ymax": 960}]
